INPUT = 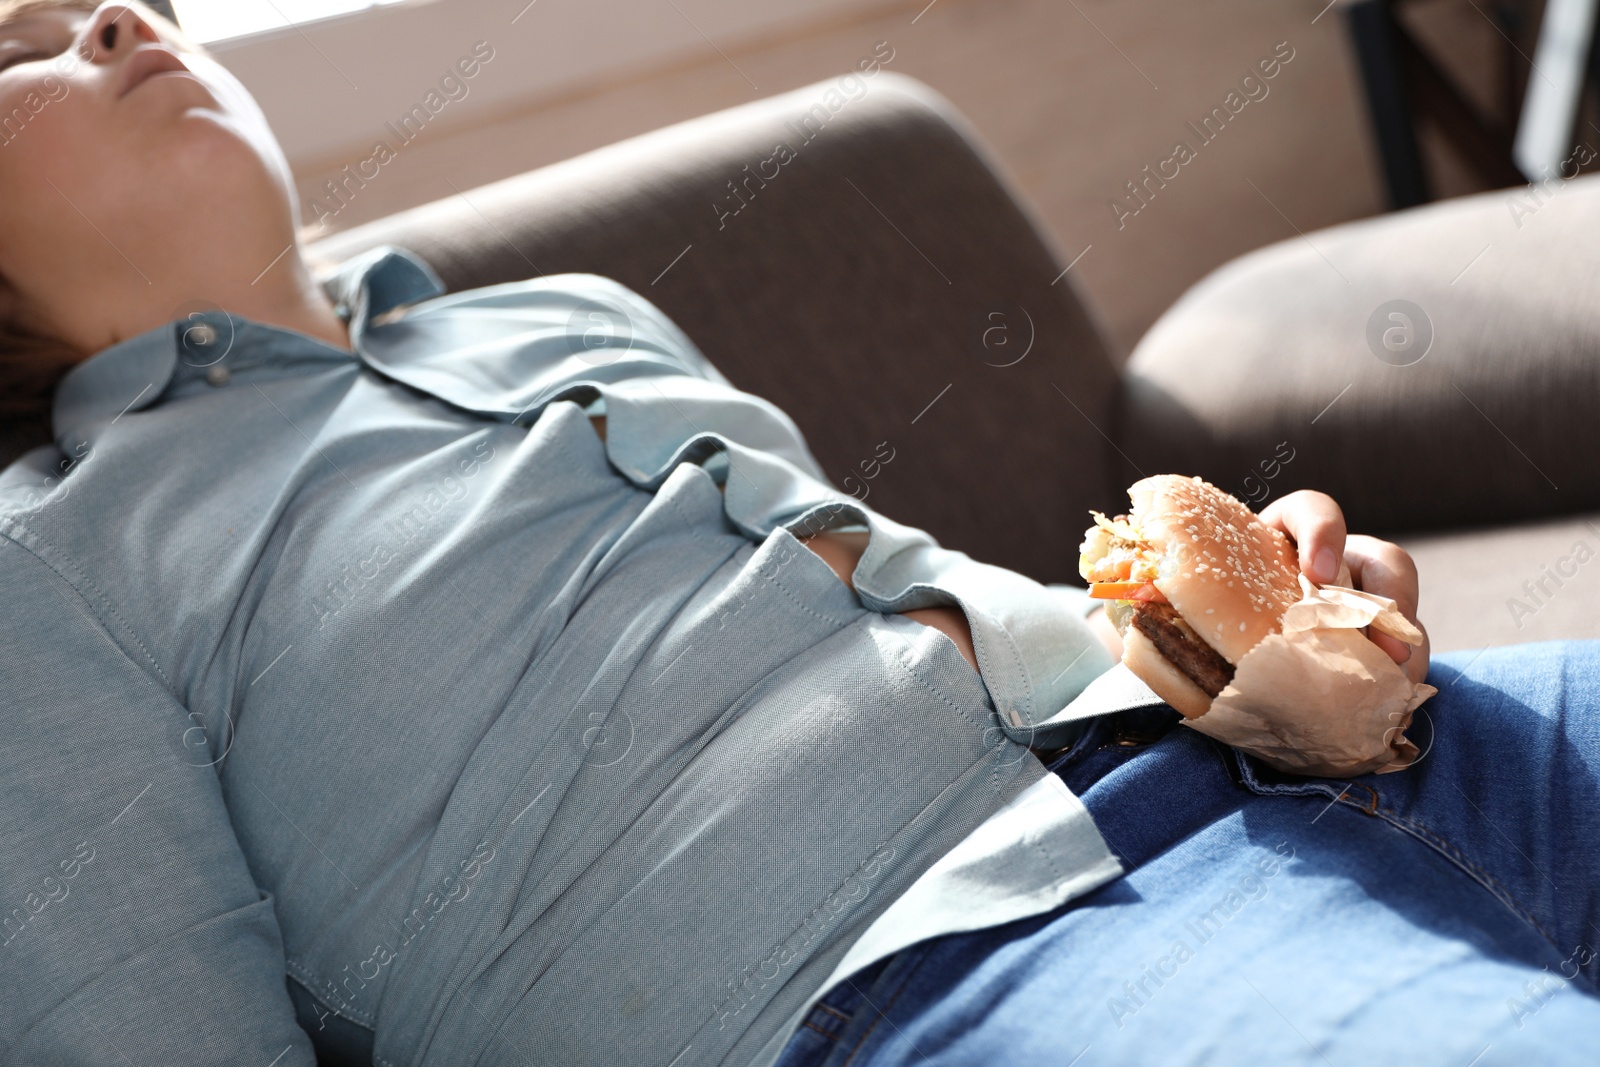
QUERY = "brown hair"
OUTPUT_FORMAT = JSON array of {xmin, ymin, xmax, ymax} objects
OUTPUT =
[{"xmin": 0, "ymin": 0, "xmax": 327, "ymax": 465}]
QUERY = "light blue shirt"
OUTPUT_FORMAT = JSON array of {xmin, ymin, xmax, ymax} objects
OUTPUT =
[{"xmin": 0, "ymin": 246, "xmax": 1121, "ymax": 1066}]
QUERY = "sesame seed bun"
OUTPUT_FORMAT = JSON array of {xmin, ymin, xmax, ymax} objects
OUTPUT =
[{"xmin": 1127, "ymin": 474, "xmax": 1301, "ymax": 665}]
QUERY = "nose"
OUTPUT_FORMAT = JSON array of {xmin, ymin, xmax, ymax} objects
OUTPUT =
[{"xmin": 76, "ymin": 2, "xmax": 163, "ymax": 65}]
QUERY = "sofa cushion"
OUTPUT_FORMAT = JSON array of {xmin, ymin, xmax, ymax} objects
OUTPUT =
[{"xmin": 1116, "ymin": 172, "xmax": 1600, "ymax": 537}]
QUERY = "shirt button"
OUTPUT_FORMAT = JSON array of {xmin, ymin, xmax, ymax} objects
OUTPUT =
[
  {"xmin": 205, "ymin": 364, "xmax": 232, "ymax": 387},
  {"xmin": 189, "ymin": 322, "xmax": 219, "ymax": 346}
]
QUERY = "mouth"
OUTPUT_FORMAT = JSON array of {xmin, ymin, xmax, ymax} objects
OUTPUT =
[{"xmin": 118, "ymin": 44, "xmax": 197, "ymax": 99}]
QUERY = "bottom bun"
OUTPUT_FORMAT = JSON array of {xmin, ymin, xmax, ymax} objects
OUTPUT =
[{"xmin": 1122, "ymin": 628, "xmax": 1214, "ymax": 720}]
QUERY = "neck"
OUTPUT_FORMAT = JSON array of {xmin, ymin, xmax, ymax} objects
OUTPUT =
[
  {"xmin": 37, "ymin": 242, "xmax": 354, "ymax": 361},
  {"xmin": 240, "ymin": 254, "xmax": 353, "ymax": 353}
]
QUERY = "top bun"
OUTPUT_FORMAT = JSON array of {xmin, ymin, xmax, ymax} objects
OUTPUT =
[{"xmin": 1128, "ymin": 474, "xmax": 1302, "ymax": 665}]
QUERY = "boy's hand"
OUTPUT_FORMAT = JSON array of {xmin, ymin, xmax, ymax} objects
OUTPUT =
[{"xmin": 1258, "ymin": 490, "xmax": 1430, "ymax": 687}]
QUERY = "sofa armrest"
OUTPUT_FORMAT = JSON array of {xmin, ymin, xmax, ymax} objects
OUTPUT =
[
  {"xmin": 309, "ymin": 73, "xmax": 1122, "ymax": 583},
  {"xmin": 1115, "ymin": 173, "xmax": 1600, "ymax": 535}
]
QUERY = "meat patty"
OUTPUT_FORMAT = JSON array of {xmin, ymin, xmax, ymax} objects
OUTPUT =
[{"xmin": 1131, "ymin": 603, "xmax": 1236, "ymax": 698}]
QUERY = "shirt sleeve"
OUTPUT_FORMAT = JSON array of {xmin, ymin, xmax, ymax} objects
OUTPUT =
[{"xmin": 0, "ymin": 535, "xmax": 316, "ymax": 1065}]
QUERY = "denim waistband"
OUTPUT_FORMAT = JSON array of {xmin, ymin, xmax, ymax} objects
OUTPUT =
[{"xmin": 1043, "ymin": 704, "xmax": 1184, "ymax": 796}]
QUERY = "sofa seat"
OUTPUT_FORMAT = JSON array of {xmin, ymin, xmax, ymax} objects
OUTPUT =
[{"xmin": 1400, "ymin": 510, "xmax": 1600, "ymax": 652}]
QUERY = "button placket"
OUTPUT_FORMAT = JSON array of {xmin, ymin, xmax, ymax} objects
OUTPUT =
[{"xmin": 177, "ymin": 312, "xmax": 234, "ymax": 384}]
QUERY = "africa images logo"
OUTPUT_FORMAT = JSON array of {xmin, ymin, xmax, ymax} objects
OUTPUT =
[
  {"xmin": 302, "ymin": 41, "xmax": 496, "ymax": 230},
  {"xmin": 712, "ymin": 41, "xmax": 896, "ymax": 230},
  {"xmin": 1109, "ymin": 41, "xmax": 1296, "ymax": 230}
]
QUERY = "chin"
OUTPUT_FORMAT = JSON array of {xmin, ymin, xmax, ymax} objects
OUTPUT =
[
  {"xmin": 154, "ymin": 105, "xmax": 296, "ymax": 219},
  {"xmin": 170, "ymin": 55, "xmax": 296, "ymax": 194}
]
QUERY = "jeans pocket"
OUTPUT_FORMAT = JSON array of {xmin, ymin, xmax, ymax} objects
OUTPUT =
[
  {"xmin": 1225, "ymin": 744, "xmax": 1365, "ymax": 804},
  {"xmin": 771, "ymin": 955, "xmax": 897, "ymax": 1067},
  {"xmin": 1226, "ymin": 741, "xmax": 1564, "ymax": 945}
]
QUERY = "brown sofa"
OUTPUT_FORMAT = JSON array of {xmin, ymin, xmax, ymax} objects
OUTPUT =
[{"xmin": 17, "ymin": 72, "xmax": 1596, "ymax": 656}]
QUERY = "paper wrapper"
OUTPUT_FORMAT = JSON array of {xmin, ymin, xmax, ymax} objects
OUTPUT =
[{"xmin": 1183, "ymin": 571, "xmax": 1437, "ymax": 778}]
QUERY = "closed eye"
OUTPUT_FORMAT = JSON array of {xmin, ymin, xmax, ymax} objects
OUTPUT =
[{"xmin": 0, "ymin": 50, "xmax": 45, "ymax": 73}]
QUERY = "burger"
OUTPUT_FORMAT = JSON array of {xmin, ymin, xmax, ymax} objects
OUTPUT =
[{"xmin": 1078, "ymin": 474, "xmax": 1303, "ymax": 719}]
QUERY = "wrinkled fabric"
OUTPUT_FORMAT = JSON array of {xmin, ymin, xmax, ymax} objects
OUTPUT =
[{"xmin": 0, "ymin": 245, "xmax": 1121, "ymax": 1067}]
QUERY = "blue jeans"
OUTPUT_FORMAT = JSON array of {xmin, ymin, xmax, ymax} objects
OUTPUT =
[{"xmin": 773, "ymin": 640, "xmax": 1600, "ymax": 1066}]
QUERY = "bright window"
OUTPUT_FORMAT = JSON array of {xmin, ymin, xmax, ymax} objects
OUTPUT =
[{"xmin": 168, "ymin": 0, "xmax": 411, "ymax": 44}]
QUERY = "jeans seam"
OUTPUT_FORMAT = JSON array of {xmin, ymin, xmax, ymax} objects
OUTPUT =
[
  {"xmin": 1368, "ymin": 806, "xmax": 1561, "ymax": 950},
  {"xmin": 1348, "ymin": 782, "xmax": 1381, "ymax": 815},
  {"xmin": 836, "ymin": 948, "xmax": 932, "ymax": 1067},
  {"xmin": 1231, "ymin": 747, "xmax": 1563, "ymax": 951},
  {"xmin": 797, "ymin": 999, "xmax": 852, "ymax": 1043}
]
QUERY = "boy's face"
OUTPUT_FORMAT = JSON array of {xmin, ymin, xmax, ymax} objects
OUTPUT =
[{"xmin": 0, "ymin": 1, "xmax": 296, "ymax": 348}]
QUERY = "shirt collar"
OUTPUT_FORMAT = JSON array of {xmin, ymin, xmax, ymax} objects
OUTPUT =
[{"xmin": 50, "ymin": 244, "xmax": 447, "ymax": 456}]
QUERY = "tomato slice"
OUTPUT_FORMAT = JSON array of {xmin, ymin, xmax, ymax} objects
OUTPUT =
[{"xmin": 1088, "ymin": 581, "xmax": 1168, "ymax": 603}]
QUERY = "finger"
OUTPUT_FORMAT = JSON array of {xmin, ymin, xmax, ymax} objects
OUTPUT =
[
  {"xmin": 1257, "ymin": 490, "xmax": 1347, "ymax": 584},
  {"xmin": 1344, "ymin": 535, "xmax": 1430, "ymax": 685},
  {"xmin": 1369, "ymin": 629, "xmax": 1411, "ymax": 665},
  {"xmin": 1379, "ymin": 624, "xmax": 1432, "ymax": 687},
  {"xmin": 1344, "ymin": 535, "xmax": 1419, "ymax": 622}
]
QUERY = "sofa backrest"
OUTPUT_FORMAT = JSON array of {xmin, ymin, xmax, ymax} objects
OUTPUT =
[{"xmin": 1118, "ymin": 171, "xmax": 1600, "ymax": 536}]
